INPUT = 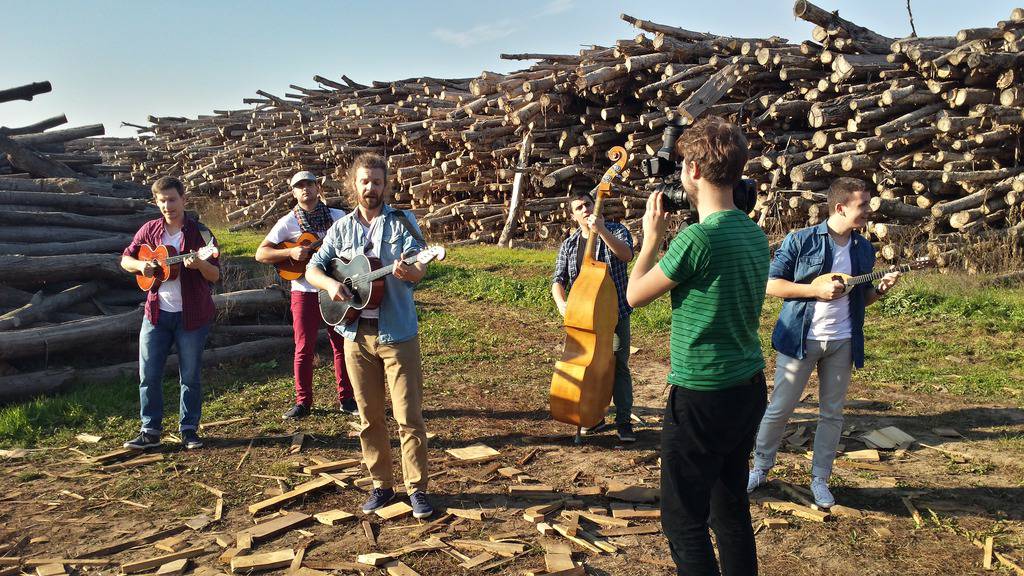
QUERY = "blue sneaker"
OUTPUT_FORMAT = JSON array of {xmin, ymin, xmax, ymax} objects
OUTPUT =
[
  {"xmin": 410, "ymin": 491, "xmax": 434, "ymax": 519},
  {"xmin": 361, "ymin": 487, "xmax": 395, "ymax": 514}
]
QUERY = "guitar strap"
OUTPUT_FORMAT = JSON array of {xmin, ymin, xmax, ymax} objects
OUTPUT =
[{"xmin": 391, "ymin": 210, "xmax": 425, "ymax": 244}]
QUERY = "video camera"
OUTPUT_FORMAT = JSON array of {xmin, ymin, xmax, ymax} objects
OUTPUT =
[{"xmin": 639, "ymin": 117, "xmax": 757, "ymax": 214}]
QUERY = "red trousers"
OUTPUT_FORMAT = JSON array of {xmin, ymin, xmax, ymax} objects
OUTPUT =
[{"xmin": 290, "ymin": 291, "xmax": 351, "ymax": 406}]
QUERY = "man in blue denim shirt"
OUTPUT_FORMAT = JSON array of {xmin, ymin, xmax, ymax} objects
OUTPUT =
[
  {"xmin": 306, "ymin": 153, "xmax": 433, "ymax": 519},
  {"xmin": 551, "ymin": 192, "xmax": 636, "ymax": 442},
  {"xmin": 748, "ymin": 177, "xmax": 900, "ymax": 508}
]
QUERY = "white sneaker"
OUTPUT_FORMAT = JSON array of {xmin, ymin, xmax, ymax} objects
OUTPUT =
[
  {"xmin": 810, "ymin": 476, "xmax": 835, "ymax": 508},
  {"xmin": 747, "ymin": 468, "xmax": 768, "ymax": 493}
]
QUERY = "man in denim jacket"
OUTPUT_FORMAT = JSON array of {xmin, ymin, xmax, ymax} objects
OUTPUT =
[
  {"xmin": 306, "ymin": 153, "xmax": 433, "ymax": 520},
  {"xmin": 748, "ymin": 177, "xmax": 900, "ymax": 508}
]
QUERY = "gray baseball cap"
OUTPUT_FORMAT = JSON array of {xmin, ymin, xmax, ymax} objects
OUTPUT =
[{"xmin": 289, "ymin": 171, "xmax": 318, "ymax": 187}]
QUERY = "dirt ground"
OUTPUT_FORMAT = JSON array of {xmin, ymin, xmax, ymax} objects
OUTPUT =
[{"xmin": 1, "ymin": 292, "xmax": 1023, "ymax": 575}]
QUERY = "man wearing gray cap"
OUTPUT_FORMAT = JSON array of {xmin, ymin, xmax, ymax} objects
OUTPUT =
[{"xmin": 256, "ymin": 171, "xmax": 355, "ymax": 419}]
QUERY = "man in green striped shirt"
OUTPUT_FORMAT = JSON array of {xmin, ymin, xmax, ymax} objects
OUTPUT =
[{"xmin": 627, "ymin": 116, "xmax": 770, "ymax": 576}]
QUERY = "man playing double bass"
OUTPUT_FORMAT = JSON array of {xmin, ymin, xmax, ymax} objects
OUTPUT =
[{"xmin": 551, "ymin": 192, "xmax": 636, "ymax": 442}]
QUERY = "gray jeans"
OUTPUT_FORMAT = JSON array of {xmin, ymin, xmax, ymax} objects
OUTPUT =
[
  {"xmin": 753, "ymin": 339, "xmax": 852, "ymax": 479},
  {"xmin": 611, "ymin": 316, "xmax": 634, "ymax": 425}
]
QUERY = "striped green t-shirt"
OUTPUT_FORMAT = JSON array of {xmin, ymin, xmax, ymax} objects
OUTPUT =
[{"xmin": 658, "ymin": 209, "xmax": 770, "ymax": 390}]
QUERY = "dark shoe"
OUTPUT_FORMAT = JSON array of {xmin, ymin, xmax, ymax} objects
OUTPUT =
[
  {"xmin": 124, "ymin": 432, "xmax": 160, "ymax": 450},
  {"xmin": 617, "ymin": 423, "xmax": 637, "ymax": 443},
  {"xmin": 580, "ymin": 420, "xmax": 609, "ymax": 436},
  {"xmin": 410, "ymin": 491, "xmax": 434, "ymax": 519},
  {"xmin": 361, "ymin": 487, "xmax": 396, "ymax": 514},
  {"xmin": 340, "ymin": 398, "xmax": 359, "ymax": 416},
  {"xmin": 181, "ymin": 430, "xmax": 204, "ymax": 450},
  {"xmin": 282, "ymin": 404, "xmax": 310, "ymax": 420}
]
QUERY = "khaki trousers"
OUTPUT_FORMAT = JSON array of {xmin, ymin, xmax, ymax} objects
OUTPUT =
[{"xmin": 344, "ymin": 321, "xmax": 429, "ymax": 492}]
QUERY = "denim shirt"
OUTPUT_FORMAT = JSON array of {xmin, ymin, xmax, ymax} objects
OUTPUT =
[
  {"xmin": 308, "ymin": 204, "xmax": 425, "ymax": 345},
  {"xmin": 769, "ymin": 221, "xmax": 875, "ymax": 368}
]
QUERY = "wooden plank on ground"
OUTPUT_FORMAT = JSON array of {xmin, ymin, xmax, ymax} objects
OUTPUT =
[
  {"xmin": 604, "ymin": 481, "xmax": 658, "ymax": 503},
  {"xmin": 449, "ymin": 539, "xmax": 526, "ymax": 557},
  {"xmin": 238, "ymin": 511, "xmax": 311, "ymax": 544},
  {"xmin": 596, "ymin": 523, "xmax": 661, "ymax": 537},
  {"xmin": 246, "ymin": 476, "xmax": 335, "ymax": 515},
  {"xmin": 355, "ymin": 553, "xmax": 392, "ymax": 567},
  {"xmin": 314, "ymin": 509, "xmax": 355, "ymax": 525},
  {"xmin": 121, "ymin": 546, "xmax": 211, "ymax": 574},
  {"xmin": 446, "ymin": 444, "xmax": 500, "ymax": 463},
  {"xmin": 375, "ymin": 501, "xmax": 413, "ymax": 521},
  {"xmin": 383, "ymin": 561, "xmax": 421, "ymax": 576},
  {"xmin": 303, "ymin": 458, "xmax": 361, "ymax": 474},
  {"xmin": 229, "ymin": 549, "xmax": 295, "ymax": 573},
  {"xmin": 756, "ymin": 497, "xmax": 830, "ymax": 522}
]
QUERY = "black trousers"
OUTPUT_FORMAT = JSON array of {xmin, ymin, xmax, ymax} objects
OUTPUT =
[{"xmin": 660, "ymin": 372, "xmax": 768, "ymax": 576}]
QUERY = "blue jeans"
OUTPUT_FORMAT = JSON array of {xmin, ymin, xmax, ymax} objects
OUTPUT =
[
  {"xmin": 138, "ymin": 312, "xmax": 210, "ymax": 434},
  {"xmin": 611, "ymin": 316, "xmax": 634, "ymax": 425}
]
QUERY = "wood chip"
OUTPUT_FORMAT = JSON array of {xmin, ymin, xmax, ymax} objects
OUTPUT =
[
  {"xmin": 355, "ymin": 553, "xmax": 392, "ymax": 567},
  {"xmin": 121, "ymin": 546, "xmax": 210, "ymax": 574},
  {"xmin": 458, "ymin": 552, "xmax": 495, "ymax": 570},
  {"xmin": 872, "ymin": 526, "xmax": 893, "ymax": 538},
  {"xmin": 303, "ymin": 458, "xmax": 361, "ymax": 474},
  {"xmin": 155, "ymin": 559, "xmax": 188, "ymax": 576},
  {"xmin": 604, "ymin": 481, "xmax": 658, "ymax": 503},
  {"xmin": 383, "ymin": 560, "xmax": 421, "ymax": 576},
  {"xmin": 983, "ymin": 536, "xmax": 994, "ymax": 570},
  {"xmin": 74, "ymin": 433, "xmax": 102, "ymax": 444},
  {"xmin": 288, "ymin": 432, "xmax": 305, "ymax": 454},
  {"xmin": 246, "ymin": 476, "xmax": 335, "ymax": 515}
]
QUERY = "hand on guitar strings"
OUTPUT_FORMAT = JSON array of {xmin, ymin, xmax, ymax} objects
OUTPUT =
[
  {"xmin": 141, "ymin": 261, "xmax": 158, "ymax": 278},
  {"xmin": 815, "ymin": 279, "xmax": 845, "ymax": 302},
  {"xmin": 328, "ymin": 281, "xmax": 354, "ymax": 302},
  {"xmin": 289, "ymin": 245, "xmax": 313, "ymax": 262}
]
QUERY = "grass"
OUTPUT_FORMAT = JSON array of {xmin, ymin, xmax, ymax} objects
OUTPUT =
[{"xmin": 2, "ymin": 244, "xmax": 1022, "ymax": 448}]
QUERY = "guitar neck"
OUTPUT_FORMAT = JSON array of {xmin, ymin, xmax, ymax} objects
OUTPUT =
[
  {"xmin": 848, "ymin": 263, "xmax": 911, "ymax": 286},
  {"xmin": 359, "ymin": 254, "xmax": 421, "ymax": 283},
  {"xmin": 162, "ymin": 250, "xmax": 201, "ymax": 265}
]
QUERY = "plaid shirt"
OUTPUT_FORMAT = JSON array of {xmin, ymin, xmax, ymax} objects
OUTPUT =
[{"xmin": 552, "ymin": 221, "xmax": 633, "ymax": 319}]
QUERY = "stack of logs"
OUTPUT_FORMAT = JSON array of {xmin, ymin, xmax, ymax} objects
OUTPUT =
[
  {"xmin": 0, "ymin": 81, "xmax": 295, "ymax": 402},
  {"xmin": 112, "ymin": 1, "xmax": 1024, "ymax": 270}
]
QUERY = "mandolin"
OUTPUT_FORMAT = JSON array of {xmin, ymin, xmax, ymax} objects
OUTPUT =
[
  {"xmin": 549, "ymin": 146, "xmax": 629, "ymax": 431},
  {"xmin": 272, "ymin": 231, "xmax": 323, "ymax": 281},
  {"xmin": 811, "ymin": 257, "xmax": 933, "ymax": 296},
  {"xmin": 135, "ymin": 242, "xmax": 219, "ymax": 291},
  {"xmin": 318, "ymin": 246, "xmax": 446, "ymax": 326}
]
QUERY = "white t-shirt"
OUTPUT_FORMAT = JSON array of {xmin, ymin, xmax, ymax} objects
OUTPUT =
[
  {"xmin": 157, "ymin": 229, "xmax": 184, "ymax": 313},
  {"xmin": 355, "ymin": 216, "xmax": 382, "ymax": 319},
  {"xmin": 265, "ymin": 208, "xmax": 346, "ymax": 292},
  {"xmin": 808, "ymin": 240, "xmax": 853, "ymax": 341}
]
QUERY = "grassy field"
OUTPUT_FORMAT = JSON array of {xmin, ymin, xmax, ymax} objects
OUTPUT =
[{"xmin": 1, "ymin": 236, "xmax": 1022, "ymax": 449}]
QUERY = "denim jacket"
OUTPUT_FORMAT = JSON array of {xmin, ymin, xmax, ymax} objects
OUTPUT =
[
  {"xmin": 308, "ymin": 204, "xmax": 425, "ymax": 344},
  {"xmin": 769, "ymin": 221, "xmax": 875, "ymax": 368}
]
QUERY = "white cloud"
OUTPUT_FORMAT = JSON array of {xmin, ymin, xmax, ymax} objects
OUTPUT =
[
  {"xmin": 432, "ymin": 21, "xmax": 517, "ymax": 48},
  {"xmin": 538, "ymin": 0, "xmax": 573, "ymax": 16}
]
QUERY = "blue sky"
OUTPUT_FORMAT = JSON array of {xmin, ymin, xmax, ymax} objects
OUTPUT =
[{"xmin": 1, "ymin": 1, "xmax": 1019, "ymax": 137}]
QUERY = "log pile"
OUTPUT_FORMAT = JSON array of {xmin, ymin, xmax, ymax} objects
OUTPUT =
[
  {"xmin": 116, "ymin": 2, "xmax": 1024, "ymax": 269},
  {"xmin": 0, "ymin": 82, "xmax": 292, "ymax": 401}
]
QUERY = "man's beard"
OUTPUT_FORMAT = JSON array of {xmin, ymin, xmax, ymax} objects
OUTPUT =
[{"xmin": 359, "ymin": 194, "xmax": 383, "ymax": 210}]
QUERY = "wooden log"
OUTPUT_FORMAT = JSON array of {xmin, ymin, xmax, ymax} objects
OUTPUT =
[
  {"xmin": 0, "ymin": 114, "xmax": 68, "ymax": 137},
  {"xmin": 0, "ymin": 236, "xmax": 133, "ymax": 257},
  {"xmin": 0, "ymin": 134, "xmax": 78, "ymax": 179},
  {"xmin": 0, "ymin": 210, "xmax": 147, "ymax": 234},
  {"xmin": 793, "ymin": 0, "xmax": 894, "ymax": 53},
  {"xmin": 0, "ymin": 282, "xmax": 101, "ymax": 331},
  {"xmin": 0, "ymin": 82, "xmax": 52, "ymax": 104}
]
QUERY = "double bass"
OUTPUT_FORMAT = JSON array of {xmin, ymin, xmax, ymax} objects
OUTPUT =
[{"xmin": 549, "ymin": 146, "xmax": 629, "ymax": 433}]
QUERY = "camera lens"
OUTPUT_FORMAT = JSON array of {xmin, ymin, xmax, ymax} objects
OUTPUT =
[{"xmin": 654, "ymin": 184, "xmax": 687, "ymax": 213}]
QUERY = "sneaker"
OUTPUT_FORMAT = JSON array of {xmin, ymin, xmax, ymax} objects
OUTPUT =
[
  {"xmin": 361, "ymin": 487, "xmax": 396, "ymax": 514},
  {"xmin": 339, "ymin": 398, "xmax": 359, "ymax": 416},
  {"xmin": 282, "ymin": 404, "xmax": 310, "ymax": 420},
  {"xmin": 617, "ymin": 423, "xmax": 637, "ymax": 443},
  {"xmin": 810, "ymin": 476, "xmax": 835, "ymax": 508},
  {"xmin": 580, "ymin": 420, "xmax": 609, "ymax": 436},
  {"xmin": 123, "ymin": 432, "xmax": 160, "ymax": 450},
  {"xmin": 747, "ymin": 468, "xmax": 768, "ymax": 493},
  {"xmin": 181, "ymin": 430, "xmax": 204, "ymax": 450},
  {"xmin": 410, "ymin": 491, "xmax": 434, "ymax": 519}
]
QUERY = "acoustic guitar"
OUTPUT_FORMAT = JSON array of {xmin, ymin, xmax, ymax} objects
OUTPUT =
[
  {"xmin": 272, "ymin": 231, "xmax": 323, "ymax": 281},
  {"xmin": 318, "ymin": 246, "xmax": 446, "ymax": 326},
  {"xmin": 135, "ymin": 242, "xmax": 219, "ymax": 291},
  {"xmin": 549, "ymin": 146, "xmax": 629, "ymax": 431},
  {"xmin": 811, "ymin": 257, "xmax": 933, "ymax": 295}
]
